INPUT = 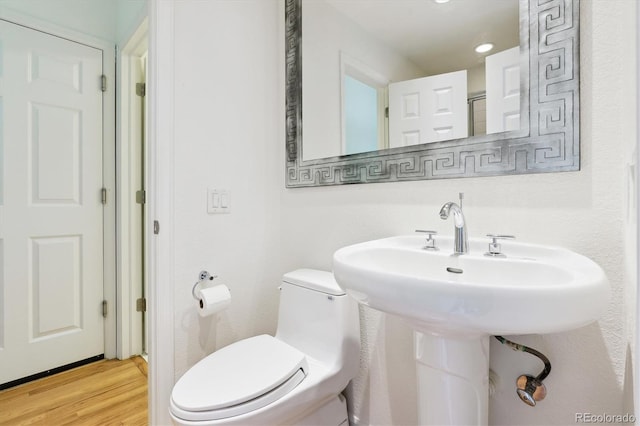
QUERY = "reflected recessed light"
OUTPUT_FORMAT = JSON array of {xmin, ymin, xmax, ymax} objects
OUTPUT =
[{"xmin": 475, "ymin": 43, "xmax": 494, "ymax": 53}]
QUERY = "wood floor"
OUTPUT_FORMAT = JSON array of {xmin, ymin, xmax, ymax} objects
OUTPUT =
[{"xmin": 0, "ymin": 356, "xmax": 148, "ymax": 426}]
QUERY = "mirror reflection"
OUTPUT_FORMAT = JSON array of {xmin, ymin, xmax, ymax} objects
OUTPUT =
[{"xmin": 301, "ymin": 0, "xmax": 520, "ymax": 161}]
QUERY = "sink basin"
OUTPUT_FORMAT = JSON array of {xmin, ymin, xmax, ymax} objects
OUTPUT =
[
  {"xmin": 334, "ymin": 234, "xmax": 609, "ymax": 425},
  {"xmin": 333, "ymin": 235, "xmax": 609, "ymax": 336}
]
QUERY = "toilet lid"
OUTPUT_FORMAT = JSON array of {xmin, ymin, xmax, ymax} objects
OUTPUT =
[{"xmin": 171, "ymin": 335, "xmax": 307, "ymax": 414}]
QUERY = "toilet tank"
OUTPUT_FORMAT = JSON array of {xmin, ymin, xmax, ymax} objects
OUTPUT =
[{"xmin": 275, "ymin": 269, "xmax": 360, "ymax": 375}]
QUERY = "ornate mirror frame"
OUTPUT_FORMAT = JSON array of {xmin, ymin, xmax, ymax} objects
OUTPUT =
[{"xmin": 285, "ymin": 0, "xmax": 579, "ymax": 187}]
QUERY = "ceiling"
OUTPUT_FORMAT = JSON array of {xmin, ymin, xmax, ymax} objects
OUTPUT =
[{"xmin": 322, "ymin": 0, "xmax": 520, "ymax": 76}]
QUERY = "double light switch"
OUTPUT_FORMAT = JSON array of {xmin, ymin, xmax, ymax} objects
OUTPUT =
[{"xmin": 207, "ymin": 188, "xmax": 231, "ymax": 214}]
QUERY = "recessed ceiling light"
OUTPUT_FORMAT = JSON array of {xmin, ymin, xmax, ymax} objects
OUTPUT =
[
  {"xmin": 433, "ymin": 0, "xmax": 450, "ymax": 3},
  {"xmin": 474, "ymin": 43, "xmax": 494, "ymax": 53}
]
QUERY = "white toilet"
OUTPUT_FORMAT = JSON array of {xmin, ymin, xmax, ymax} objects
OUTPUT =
[{"xmin": 169, "ymin": 269, "xmax": 361, "ymax": 425}]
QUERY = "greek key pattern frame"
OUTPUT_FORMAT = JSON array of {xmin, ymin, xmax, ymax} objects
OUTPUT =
[{"xmin": 285, "ymin": 0, "xmax": 579, "ymax": 187}]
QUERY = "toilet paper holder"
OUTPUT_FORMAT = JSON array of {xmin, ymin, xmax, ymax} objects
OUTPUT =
[{"xmin": 192, "ymin": 270, "xmax": 218, "ymax": 300}]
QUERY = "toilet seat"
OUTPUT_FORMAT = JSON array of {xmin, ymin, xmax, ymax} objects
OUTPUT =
[{"xmin": 170, "ymin": 334, "xmax": 308, "ymax": 422}]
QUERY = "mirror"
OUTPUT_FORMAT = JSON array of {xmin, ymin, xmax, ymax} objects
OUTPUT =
[
  {"xmin": 285, "ymin": 0, "xmax": 580, "ymax": 187},
  {"xmin": 302, "ymin": 0, "xmax": 520, "ymax": 161}
]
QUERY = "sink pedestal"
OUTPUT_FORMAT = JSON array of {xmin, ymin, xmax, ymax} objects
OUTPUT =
[
  {"xmin": 414, "ymin": 331, "xmax": 490, "ymax": 426},
  {"xmin": 333, "ymin": 234, "xmax": 609, "ymax": 425}
]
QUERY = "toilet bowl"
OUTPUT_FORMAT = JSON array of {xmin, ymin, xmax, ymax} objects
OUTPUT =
[{"xmin": 169, "ymin": 269, "xmax": 361, "ymax": 425}]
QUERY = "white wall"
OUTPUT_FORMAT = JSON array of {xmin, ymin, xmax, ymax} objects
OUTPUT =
[
  {"xmin": 302, "ymin": 0, "xmax": 424, "ymax": 161},
  {"xmin": 0, "ymin": 0, "xmax": 146, "ymax": 45},
  {"xmin": 0, "ymin": 0, "xmax": 116, "ymax": 41},
  {"xmin": 116, "ymin": 0, "xmax": 147, "ymax": 45},
  {"xmin": 166, "ymin": 0, "xmax": 637, "ymax": 425},
  {"xmin": 171, "ymin": 0, "xmax": 283, "ymax": 379}
]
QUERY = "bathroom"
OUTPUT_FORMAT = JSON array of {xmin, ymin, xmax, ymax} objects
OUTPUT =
[
  {"xmin": 0, "ymin": 0, "xmax": 637, "ymax": 424},
  {"xmin": 154, "ymin": 0, "xmax": 637, "ymax": 424}
]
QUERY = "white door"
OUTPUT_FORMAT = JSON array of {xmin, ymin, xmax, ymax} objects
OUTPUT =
[
  {"xmin": 0, "ymin": 20, "xmax": 104, "ymax": 385},
  {"xmin": 388, "ymin": 70, "xmax": 468, "ymax": 147},
  {"xmin": 485, "ymin": 46, "xmax": 520, "ymax": 134}
]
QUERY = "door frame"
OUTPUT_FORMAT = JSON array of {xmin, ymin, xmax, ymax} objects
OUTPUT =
[
  {"xmin": 147, "ymin": 1, "xmax": 175, "ymax": 424},
  {"xmin": 339, "ymin": 52, "xmax": 389, "ymax": 155},
  {"xmin": 117, "ymin": 19, "xmax": 148, "ymax": 360},
  {"xmin": 0, "ymin": 8, "xmax": 117, "ymax": 359}
]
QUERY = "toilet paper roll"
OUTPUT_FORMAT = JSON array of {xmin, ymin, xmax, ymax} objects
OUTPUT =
[{"xmin": 197, "ymin": 284, "xmax": 231, "ymax": 317}]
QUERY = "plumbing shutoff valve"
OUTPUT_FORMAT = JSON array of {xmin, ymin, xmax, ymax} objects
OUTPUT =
[
  {"xmin": 516, "ymin": 375, "xmax": 547, "ymax": 406},
  {"xmin": 495, "ymin": 335, "xmax": 551, "ymax": 407}
]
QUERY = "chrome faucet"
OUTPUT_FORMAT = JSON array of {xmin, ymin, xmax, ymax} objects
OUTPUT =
[{"xmin": 439, "ymin": 201, "xmax": 468, "ymax": 254}]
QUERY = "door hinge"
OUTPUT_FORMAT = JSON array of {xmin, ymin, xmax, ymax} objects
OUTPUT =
[
  {"xmin": 102, "ymin": 300, "xmax": 108, "ymax": 318},
  {"xmin": 136, "ymin": 82, "xmax": 146, "ymax": 97},
  {"xmin": 101, "ymin": 75, "xmax": 107, "ymax": 92},
  {"xmin": 101, "ymin": 188, "xmax": 107, "ymax": 204},
  {"xmin": 153, "ymin": 220, "xmax": 160, "ymax": 235},
  {"xmin": 136, "ymin": 297, "xmax": 147, "ymax": 312},
  {"xmin": 385, "ymin": 107, "xmax": 389, "ymax": 118},
  {"xmin": 135, "ymin": 190, "xmax": 146, "ymax": 204}
]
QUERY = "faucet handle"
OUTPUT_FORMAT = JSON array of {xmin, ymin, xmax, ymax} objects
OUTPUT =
[
  {"xmin": 485, "ymin": 234, "xmax": 515, "ymax": 257},
  {"xmin": 415, "ymin": 230, "xmax": 439, "ymax": 250}
]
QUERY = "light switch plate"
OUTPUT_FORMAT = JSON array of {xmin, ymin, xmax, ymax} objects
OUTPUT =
[{"xmin": 207, "ymin": 188, "xmax": 231, "ymax": 214}]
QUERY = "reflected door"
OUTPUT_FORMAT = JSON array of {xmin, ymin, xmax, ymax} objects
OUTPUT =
[
  {"xmin": 0, "ymin": 20, "xmax": 104, "ymax": 385},
  {"xmin": 486, "ymin": 46, "xmax": 520, "ymax": 134},
  {"xmin": 388, "ymin": 70, "xmax": 468, "ymax": 147}
]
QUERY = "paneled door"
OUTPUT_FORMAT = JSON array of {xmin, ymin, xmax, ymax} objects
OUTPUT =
[
  {"xmin": 388, "ymin": 70, "xmax": 468, "ymax": 147},
  {"xmin": 486, "ymin": 46, "xmax": 521, "ymax": 134},
  {"xmin": 0, "ymin": 20, "xmax": 105, "ymax": 385}
]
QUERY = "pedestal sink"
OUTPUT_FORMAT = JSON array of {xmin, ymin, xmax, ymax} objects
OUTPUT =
[{"xmin": 333, "ymin": 235, "xmax": 609, "ymax": 425}]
